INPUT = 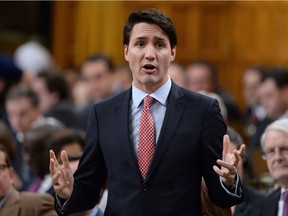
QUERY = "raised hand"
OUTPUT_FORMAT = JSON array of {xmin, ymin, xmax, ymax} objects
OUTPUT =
[
  {"xmin": 213, "ymin": 134, "xmax": 245, "ymax": 187},
  {"xmin": 49, "ymin": 150, "xmax": 74, "ymax": 199}
]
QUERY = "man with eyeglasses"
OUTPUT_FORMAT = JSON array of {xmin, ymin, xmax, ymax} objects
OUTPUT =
[
  {"xmin": 260, "ymin": 118, "xmax": 288, "ymax": 216},
  {"xmin": 0, "ymin": 144, "xmax": 57, "ymax": 216}
]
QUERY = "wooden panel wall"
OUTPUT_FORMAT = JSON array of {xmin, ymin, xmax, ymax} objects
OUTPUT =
[{"xmin": 51, "ymin": 1, "xmax": 288, "ymax": 111}]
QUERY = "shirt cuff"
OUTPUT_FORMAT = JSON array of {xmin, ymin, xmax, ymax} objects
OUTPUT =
[
  {"xmin": 55, "ymin": 194, "xmax": 69, "ymax": 214},
  {"xmin": 219, "ymin": 174, "xmax": 242, "ymax": 198}
]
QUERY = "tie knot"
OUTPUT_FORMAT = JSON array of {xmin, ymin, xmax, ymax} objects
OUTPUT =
[{"xmin": 143, "ymin": 95, "xmax": 154, "ymax": 108}]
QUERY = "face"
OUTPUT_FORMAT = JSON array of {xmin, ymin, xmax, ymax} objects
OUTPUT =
[
  {"xmin": 30, "ymin": 77, "xmax": 57, "ymax": 113},
  {"xmin": 259, "ymin": 78, "xmax": 286, "ymax": 119},
  {"xmin": 6, "ymin": 97, "xmax": 40, "ymax": 133},
  {"xmin": 243, "ymin": 69, "xmax": 261, "ymax": 106},
  {"xmin": 263, "ymin": 130, "xmax": 288, "ymax": 187},
  {"xmin": 0, "ymin": 151, "xmax": 13, "ymax": 200},
  {"xmin": 23, "ymin": 134, "xmax": 48, "ymax": 177},
  {"xmin": 167, "ymin": 64, "xmax": 186, "ymax": 88},
  {"xmin": 124, "ymin": 23, "xmax": 176, "ymax": 93},
  {"xmin": 81, "ymin": 61, "xmax": 114, "ymax": 100},
  {"xmin": 186, "ymin": 65, "xmax": 214, "ymax": 92}
]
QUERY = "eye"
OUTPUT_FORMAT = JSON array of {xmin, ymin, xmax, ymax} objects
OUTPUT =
[
  {"xmin": 136, "ymin": 41, "xmax": 145, "ymax": 48},
  {"xmin": 156, "ymin": 42, "xmax": 165, "ymax": 49},
  {"xmin": 266, "ymin": 148, "xmax": 275, "ymax": 157}
]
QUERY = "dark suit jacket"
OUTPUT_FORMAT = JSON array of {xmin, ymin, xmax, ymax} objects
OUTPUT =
[
  {"xmin": 261, "ymin": 188, "xmax": 281, "ymax": 216},
  {"xmin": 0, "ymin": 187, "xmax": 57, "ymax": 216},
  {"xmin": 234, "ymin": 185, "xmax": 266, "ymax": 216},
  {"xmin": 57, "ymin": 83, "xmax": 244, "ymax": 216}
]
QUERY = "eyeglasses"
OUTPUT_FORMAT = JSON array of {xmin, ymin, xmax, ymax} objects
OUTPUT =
[
  {"xmin": 262, "ymin": 146, "xmax": 288, "ymax": 160},
  {"xmin": 0, "ymin": 164, "xmax": 8, "ymax": 172}
]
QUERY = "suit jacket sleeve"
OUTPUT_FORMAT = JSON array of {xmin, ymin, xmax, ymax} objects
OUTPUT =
[
  {"xmin": 200, "ymin": 98, "xmax": 244, "ymax": 208},
  {"xmin": 57, "ymin": 105, "xmax": 107, "ymax": 214}
]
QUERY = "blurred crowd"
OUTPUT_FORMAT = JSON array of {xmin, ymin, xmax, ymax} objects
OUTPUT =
[{"xmin": 1, "ymin": 40, "xmax": 288, "ymax": 215}]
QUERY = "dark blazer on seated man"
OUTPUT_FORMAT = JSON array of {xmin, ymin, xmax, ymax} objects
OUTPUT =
[
  {"xmin": 55, "ymin": 82, "xmax": 244, "ymax": 216},
  {"xmin": 261, "ymin": 188, "xmax": 280, "ymax": 216},
  {"xmin": 234, "ymin": 185, "xmax": 266, "ymax": 216}
]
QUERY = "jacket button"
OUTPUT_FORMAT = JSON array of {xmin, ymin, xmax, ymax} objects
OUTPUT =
[{"xmin": 143, "ymin": 185, "xmax": 148, "ymax": 192}]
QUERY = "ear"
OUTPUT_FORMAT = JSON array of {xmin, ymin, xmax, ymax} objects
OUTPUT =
[
  {"xmin": 282, "ymin": 85, "xmax": 288, "ymax": 103},
  {"xmin": 170, "ymin": 46, "xmax": 176, "ymax": 62},
  {"xmin": 8, "ymin": 167, "xmax": 15, "ymax": 183},
  {"xmin": 124, "ymin": 45, "xmax": 129, "ymax": 62}
]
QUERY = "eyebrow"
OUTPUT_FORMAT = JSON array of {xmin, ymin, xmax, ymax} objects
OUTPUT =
[{"xmin": 134, "ymin": 36, "xmax": 167, "ymax": 42}]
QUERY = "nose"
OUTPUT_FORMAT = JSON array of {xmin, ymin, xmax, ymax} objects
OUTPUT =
[{"xmin": 145, "ymin": 45, "xmax": 156, "ymax": 60}]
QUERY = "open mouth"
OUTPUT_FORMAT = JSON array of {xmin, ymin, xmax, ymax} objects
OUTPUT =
[{"xmin": 143, "ymin": 64, "xmax": 156, "ymax": 70}]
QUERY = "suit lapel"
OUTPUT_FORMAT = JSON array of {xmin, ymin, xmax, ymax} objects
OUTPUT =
[
  {"xmin": 1, "ymin": 188, "xmax": 20, "ymax": 216},
  {"xmin": 145, "ymin": 83, "xmax": 186, "ymax": 181},
  {"xmin": 113, "ymin": 89, "xmax": 139, "ymax": 166},
  {"xmin": 263, "ymin": 188, "xmax": 280, "ymax": 216}
]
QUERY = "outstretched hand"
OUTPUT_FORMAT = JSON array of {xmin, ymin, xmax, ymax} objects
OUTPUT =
[
  {"xmin": 49, "ymin": 150, "xmax": 74, "ymax": 199},
  {"xmin": 213, "ymin": 134, "xmax": 245, "ymax": 187}
]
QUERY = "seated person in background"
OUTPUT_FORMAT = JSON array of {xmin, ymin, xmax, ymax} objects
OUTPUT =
[
  {"xmin": 30, "ymin": 70, "xmax": 78, "ymax": 128},
  {"xmin": 5, "ymin": 85, "xmax": 64, "ymax": 190},
  {"xmin": 185, "ymin": 60, "xmax": 241, "ymax": 122},
  {"xmin": 50, "ymin": 129, "xmax": 104, "ymax": 216},
  {"xmin": 167, "ymin": 62, "xmax": 188, "ymax": 88},
  {"xmin": 0, "ymin": 120, "xmax": 22, "ymax": 190},
  {"xmin": 260, "ymin": 118, "xmax": 288, "ymax": 216},
  {"xmin": 0, "ymin": 144, "xmax": 57, "ymax": 216},
  {"xmin": 23, "ymin": 122, "xmax": 63, "ymax": 195}
]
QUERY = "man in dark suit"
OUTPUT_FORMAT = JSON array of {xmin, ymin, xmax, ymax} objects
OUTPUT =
[
  {"xmin": 260, "ymin": 118, "xmax": 288, "ymax": 216},
  {"xmin": 50, "ymin": 8, "xmax": 245, "ymax": 216}
]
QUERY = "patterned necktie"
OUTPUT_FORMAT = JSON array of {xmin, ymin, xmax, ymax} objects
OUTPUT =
[
  {"xmin": 138, "ymin": 95, "xmax": 155, "ymax": 179},
  {"xmin": 283, "ymin": 191, "xmax": 288, "ymax": 216}
]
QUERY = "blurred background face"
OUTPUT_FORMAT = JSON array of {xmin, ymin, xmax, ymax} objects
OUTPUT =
[
  {"xmin": 0, "ymin": 151, "xmax": 13, "ymax": 200},
  {"xmin": 243, "ymin": 69, "xmax": 261, "ymax": 106},
  {"xmin": 259, "ymin": 78, "xmax": 286, "ymax": 119},
  {"xmin": 186, "ymin": 65, "xmax": 214, "ymax": 92},
  {"xmin": 264, "ymin": 130, "xmax": 288, "ymax": 187},
  {"xmin": 30, "ymin": 77, "xmax": 56, "ymax": 113},
  {"xmin": 6, "ymin": 97, "xmax": 39, "ymax": 133},
  {"xmin": 23, "ymin": 134, "xmax": 48, "ymax": 177},
  {"xmin": 167, "ymin": 64, "xmax": 186, "ymax": 88},
  {"xmin": 81, "ymin": 60, "xmax": 113, "ymax": 100}
]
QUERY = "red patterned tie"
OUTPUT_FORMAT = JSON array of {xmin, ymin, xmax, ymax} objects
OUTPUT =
[{"xmin": 138, "ymin": 95, "xmax": 155, "ymax": 179}]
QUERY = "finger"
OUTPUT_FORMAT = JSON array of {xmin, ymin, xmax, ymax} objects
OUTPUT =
[
  {"xmin": 217, "ymin": 159, "xmax": 236, "ymax": 172},
  {"xmin": 237, "ymin": 144, "xmax": 246, "ymax": 158},
  {"xmin": 223, "ymin": 134, "xmax": 230, "ymax": 156},
  {"xmin": 49, "ymin": 150, "xmax": 59, "ymax": 175},
  {"xmin": 51, "ymin": 170, "xmax": 61, "ymax": 186},
  {"xmin": 61, "ymin": 150, "xmax": 71, "ymax": 170}
]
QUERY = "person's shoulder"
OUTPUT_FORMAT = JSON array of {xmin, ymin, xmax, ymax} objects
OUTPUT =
[
  {"xmin": 262, "ymin": 187, "xmax": 281, "ymax": 203},
  {"xmin": 19, "ymin": 192, "xmax": 57, "ymax": 216},
  {"xmin": 94, "ymin": 89, "xmax": 131, "ymax": 108},
  {"xmin": 177, "ymin": 85, "xmax": 215, "ymax": 105},
  {"xmin": 20, "ymin": 191, "xmax": 54, "ymax": 203},
  {"xmin": 245, "ymin": 187, "xmax": 267, "ymax": 204}
]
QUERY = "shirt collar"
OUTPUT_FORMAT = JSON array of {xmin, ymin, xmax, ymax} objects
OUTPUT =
[
  {"xmin": 132, "ymin": 78, "xmax": 172, "ymax": 108},
  {"xmin": 280, "ymin": 188, "xmax": 288, "ymax": 200},
  {"xmin": 0, "ymin": 187, "xmax": 11, "ymax": 208}
]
